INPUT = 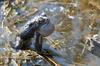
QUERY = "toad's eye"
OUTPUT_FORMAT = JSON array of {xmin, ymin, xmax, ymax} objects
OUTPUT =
[{"xmin": 38, "ymin": 17, "xmax": 45, "ymax": 23}]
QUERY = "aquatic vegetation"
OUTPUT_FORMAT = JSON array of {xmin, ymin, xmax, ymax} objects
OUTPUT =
[{"xmin": 0, "ymin": 0, "xmax": 100, "ymax": 66}]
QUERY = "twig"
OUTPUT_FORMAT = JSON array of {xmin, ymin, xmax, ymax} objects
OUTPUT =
[
  {"xmin": 6, "ymin": 8, "xmax": 38, "ymax": 27},
  {"xmin": 43, "ymin": 56, "xmax": 61, "ymax": 66}
]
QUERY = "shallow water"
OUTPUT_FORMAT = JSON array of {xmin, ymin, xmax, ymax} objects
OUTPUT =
[{"xmin": 0, "ymin": 0, "xmax": 100, "ymax": 66}]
